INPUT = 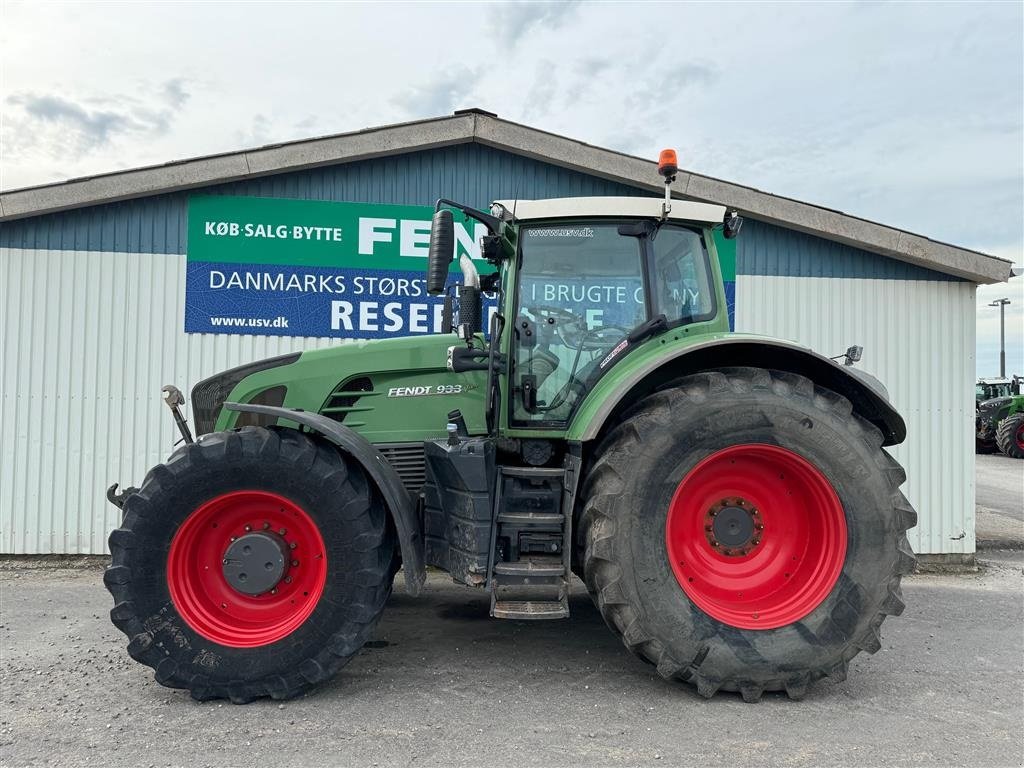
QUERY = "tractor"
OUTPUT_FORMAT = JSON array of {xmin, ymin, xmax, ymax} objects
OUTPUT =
[
  {"xmin": 105, "ymin": 151, "xmax": 917, "ymax": 703},
  {"xmin": 976, "ymin": 376, "xmax": 1024, "ymax": 456}
]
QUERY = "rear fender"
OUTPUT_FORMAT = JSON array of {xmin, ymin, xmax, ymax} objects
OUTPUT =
[
  {"xmin": 574, "ymin": 338, "xmax": 907, "ymax": 447},
  {"xmin": 224, "ymin": 402, "xmax": 425, "ymax": 597}
]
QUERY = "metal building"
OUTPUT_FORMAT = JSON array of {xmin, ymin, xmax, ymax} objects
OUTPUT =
[{"xmin": 0, "ymin": 109, "xmax": 1011, "ymax": 562}]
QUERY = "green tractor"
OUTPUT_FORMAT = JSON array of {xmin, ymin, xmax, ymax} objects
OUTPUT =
[
  {"xmin": 105, "ymin": 157, "xmax": 917, "ymax": 703},
  {"xmin": 976, "ymin": 377, "xmax": 1024, "ymax": 457}
]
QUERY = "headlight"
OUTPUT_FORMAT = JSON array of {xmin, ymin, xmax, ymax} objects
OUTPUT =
[{"xmin": 190, "ymin": 353, "xmax": 299, "ymax": 436}]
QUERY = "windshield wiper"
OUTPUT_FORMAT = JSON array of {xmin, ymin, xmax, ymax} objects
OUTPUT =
[{"xmin": 627, "ymin": 313, "xmax": 669, "ymax": 344}]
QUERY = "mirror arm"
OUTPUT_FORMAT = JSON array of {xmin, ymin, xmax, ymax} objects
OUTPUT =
[{"xmin": 434, "ymin": 198, "xmax": 502, "ymax": 233}]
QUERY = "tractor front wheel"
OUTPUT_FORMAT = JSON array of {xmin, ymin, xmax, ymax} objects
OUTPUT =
[
  {"xmin": 995, "ymin": 412, "xmax": 1024, "ymax": 458},
  {"xmin": 579, "ymin": 367, "xmax": 916, "ymax": 701},
  {"xmin": 104, "ymin": 426, "xmax": 395, "ymax": 702}
]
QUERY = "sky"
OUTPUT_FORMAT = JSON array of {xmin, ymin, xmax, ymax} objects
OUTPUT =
[{"xmin": 1, "ymin": 1, "xmax": 1021, "ymax": 376}]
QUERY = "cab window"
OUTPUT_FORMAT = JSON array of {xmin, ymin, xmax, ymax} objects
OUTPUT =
[{"xmin": 512, "ymin": 223, "xmax": 645, "ymax": 424}]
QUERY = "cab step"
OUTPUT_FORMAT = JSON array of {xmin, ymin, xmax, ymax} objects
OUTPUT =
[
  {"xmin": 494, "ymin": 555, "xmax": 565, "ymax": 577},
  {"xmin": 487, "ymin": 457, "xmax": 580, "ymax": 621},
  {"xmin": 492, "ymin": 600, "xmax": 570, "ymax": 620},
  {"xmin": 496, "ymin": 511, "xmax": 565, "ymax": 525}
]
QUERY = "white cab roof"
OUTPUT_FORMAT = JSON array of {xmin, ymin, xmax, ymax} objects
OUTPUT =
[{"xmin": 492, "ymin": 196, "xmax": 726, "ymax": 225}]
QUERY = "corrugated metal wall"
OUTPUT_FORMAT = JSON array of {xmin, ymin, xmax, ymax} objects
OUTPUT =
[
  {"xmin": 0, "ymin": 144, "xmax": 647, "ymax": 254},
  {"xmin": 0, "ymin": 247, "xmax": 347, "ymax": 554},
  {"xmin": 736, "ymin": 275, "xmax": 976, "ymax": 555},
  {"xmin": 0, "ymin": 143, "xmax": 978, "ymax": 556}
]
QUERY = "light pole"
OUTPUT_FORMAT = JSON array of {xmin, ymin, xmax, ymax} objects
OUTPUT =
[{"xmin": 989, "ymin": 298, "xmax": 1011, "ymax": 377}]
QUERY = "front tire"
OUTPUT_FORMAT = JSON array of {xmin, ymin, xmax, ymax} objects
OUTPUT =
[
  {"xmin": 579, "ymin": 368, "xmax": 916, "ymax": 701},
  {"xmin": 104, "ymin": 426, "xmax": 395, "ymax": 703}
]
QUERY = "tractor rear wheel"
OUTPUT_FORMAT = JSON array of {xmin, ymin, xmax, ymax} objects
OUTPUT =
[
  {"xmin": 995, "ymin": 412, "xmax": 1024, "ymax": 458},
  {"xmin": 104, "ymin": 426, "xmax": 395, "ymax": 703},
  {"xmin": 976, "ymin": 437, "xmax": 998, "ymax": 454},
  {"xmin": 579, "ymin": 367, "xmax": 916, "ymax": 701}
]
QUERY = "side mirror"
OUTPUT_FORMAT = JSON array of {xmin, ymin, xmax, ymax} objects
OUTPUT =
[
  {"xmin": 723, "ymin": 210, "xmax": 743, "ymax": 240},
  {"xmin": 426, "ymin": 209, "xmax": 454, "ymax": 295},
  {"xmin": 843, "ymin": 345, "xmax": 863, "ymax": 366}
]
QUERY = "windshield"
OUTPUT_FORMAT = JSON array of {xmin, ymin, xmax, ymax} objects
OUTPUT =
[
  {"xmin": 512, "ymin": 223, "xmax": 645, "ymax": 424},
  {"xmin": 510, "ymin": 220, "xmax": 716, "ymax": 426}
]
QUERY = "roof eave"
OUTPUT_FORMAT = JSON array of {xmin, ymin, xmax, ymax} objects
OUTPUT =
[
  {"xmin": 0, "ymin": 110, "xmax": 1012, "ymax": 284},
  {"xmin": 0, "ymin": 113, "xmax": 478, "ymax": 223}
]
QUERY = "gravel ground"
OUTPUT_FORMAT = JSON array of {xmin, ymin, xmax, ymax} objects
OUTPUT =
[
  {"xmin": 1, "ymin": 552, "xmax": 1022, "ymax": 768},
  {"xmin": 975, "ymin": 452, "xmax": 1024, "ymax": 550}
]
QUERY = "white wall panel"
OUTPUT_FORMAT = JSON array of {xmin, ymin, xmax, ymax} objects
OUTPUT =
[
  {"xmin": 0, "ymin": 249, "xmax": 977, "ymax": 556},
  {"xmin": 1, "ymin": 248, "xmax": 346, "ymax": 554},
  {"xmin": 736, "ymin": 275, "xmax": 976, "ymax": 555}
]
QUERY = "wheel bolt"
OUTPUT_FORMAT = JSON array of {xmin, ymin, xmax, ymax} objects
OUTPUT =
[
  {"xmin": 278, "ymin": 528, "xmax": 287, "ymax": 536},
  {"xmin": 270, "ymin": 588, "xmax": 278, "ymax": 595},
  {"xmin": 284, "ymin": 576, "xmax": 292, "ymax": 584},
  {"xmin": 289, "ymin": 542, "xmax": 297, "ymax": 550},
  {"xmin": 291, "ymin": 560, "xmax": 299, "ymax": 567},
  {"xmin": 244, "ymin": 524, "xmax": 252, "ymax": 532},
  {"xmin": 262, "ymin": 522, "xmax": 270, "ymax": 530}
]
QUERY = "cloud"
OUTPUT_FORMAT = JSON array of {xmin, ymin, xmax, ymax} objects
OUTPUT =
[
  {"xmin": 162, "ymin": 78, "xmax": 190, "ymax": 110},
  {"xmin": 661, "ymin": 62, "xmax": 718, "ymax": 91},
  {"xmin": 7, "ymin": 94, "xmax": 134, "ymax": 149},
  {"xmin": 489, "ymin": 0, "xmax": 582, "ymax": 49},
  {"xmin": 235, "ymin": 113, "xmax": 273, "ymax": 147},
  {"xmin": 391, "ymin": 66, "xmax": 481, "ymax": 117},
  {"xmin": 4, "ymin": 78, "xmax": 192, "ymax": 159},
  {"xmin": 521, "ymin": 60, "xmax": 558, "ymax": 119},
  {"xmin": 576, "ymin": 57, "xmax": 613, "ymax": 79}
]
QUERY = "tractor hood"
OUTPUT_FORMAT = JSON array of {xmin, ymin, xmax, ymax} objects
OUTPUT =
[
  {"xmin": 977, "ymin": 395, "xmax": 1013, "ymax": 416},
  {"xmin": 192, "ymin": 334, "xmax": 486, "ymax": 441}
]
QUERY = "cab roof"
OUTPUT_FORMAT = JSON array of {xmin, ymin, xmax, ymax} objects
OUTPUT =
[{"xmin": 492, "ymin": 196, "xmax": 726, "ymax": 225}]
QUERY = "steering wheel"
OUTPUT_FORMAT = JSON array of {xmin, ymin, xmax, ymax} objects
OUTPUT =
[{"xmin": 525, "ymin": 305, "xmax": 630, "ymax": 350}]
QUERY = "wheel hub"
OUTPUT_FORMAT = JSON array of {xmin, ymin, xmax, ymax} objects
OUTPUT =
[
  {"xmin": 666, "ymin": 444, "xmax": 847, "ymax": 629},
  {"xmin": 222, "ymin": 531, "xmax": 290, "ymax": 595},
  {"xmin": 705, "ymin": 498, "xmax": 762, "ymax": 556}
]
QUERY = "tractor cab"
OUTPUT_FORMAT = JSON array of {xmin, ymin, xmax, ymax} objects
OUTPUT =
[{"xmin": 424, "ymin": 191, "xmax": 742, "ymax": 434}]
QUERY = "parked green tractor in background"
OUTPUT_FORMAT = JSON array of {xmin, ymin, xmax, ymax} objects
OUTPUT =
[
  {"xmin": 976, "ymin": 376, "xmax": 1024, "ymax": 457},
  {"xmin": 105, "ymin": 153, "xmax": 917, "ymax": 704}
]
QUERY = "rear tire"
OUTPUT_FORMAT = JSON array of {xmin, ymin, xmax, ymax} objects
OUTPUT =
[
  {"xmin": 995, "ymin": 413, "xmax": 1024, "ymax": 458},
  {"xmin": 104, "ymin": 426, "xmax": 395, "ymax": 703},
  {"xmin": 579, "ymin": 367, "xmax": 916, "ymax": 701},
  {"xmin": 975, "ymin": 436, "xmax": 998, "ymax": 454}
]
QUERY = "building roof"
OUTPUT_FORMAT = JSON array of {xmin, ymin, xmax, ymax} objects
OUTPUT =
[{"xmin": 0, "ymin": 108, "xmax": 1012, "ymax": 283}]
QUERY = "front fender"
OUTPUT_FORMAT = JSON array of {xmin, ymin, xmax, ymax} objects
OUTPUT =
[
  {"xmin": 570, "ymin": 335, "xmax": 907, "ymax": 446},
  {"xmin": 224, "ymin": 402, "xmax": 425, "ymax": 597}
]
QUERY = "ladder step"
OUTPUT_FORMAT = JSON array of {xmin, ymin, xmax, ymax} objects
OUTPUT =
[
  {"xmin": 494, "ymin": 557, "xmax": 565, "ymax": 577},
  {"xmin": 496, "ymin": 511, "xmax": 564, "ymax": 525},
  {"xmin": 492, "ymin": 600, "xmax": 569, "ymax": 620},
  {"xmin": 500, "ymin": 467, "xmax": 565, "ymax": 478}
]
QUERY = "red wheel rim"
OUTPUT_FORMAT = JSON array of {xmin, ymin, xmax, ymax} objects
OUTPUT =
[
  {"xmin": 167, "ymin": 491, "xmax": 327, "ymax": 647},
  {"xmin": 1016, "ymin": 422, "xmax": 1024, "ymax": 451},
  {"xmin": 665, "ymin": 444, "xmax": 846, "ymax": 630}
]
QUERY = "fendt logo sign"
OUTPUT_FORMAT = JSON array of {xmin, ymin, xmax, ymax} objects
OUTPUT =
[{"xmin": 184, "ymin": 195, "xmax": 489, "ymax": 338}]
